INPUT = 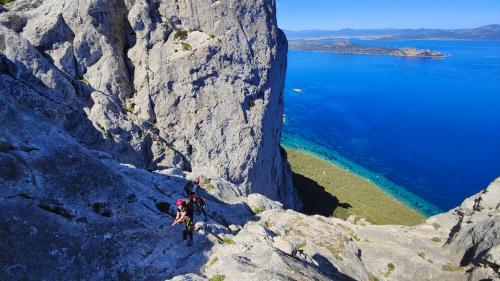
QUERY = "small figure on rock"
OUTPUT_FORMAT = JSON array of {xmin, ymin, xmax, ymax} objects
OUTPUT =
[
  {"xmin": 189, "ymin": 194, "xmax": 208, "ymax": 221},
  {"xmin": 172, "ymin": 199, "xmax": 195, "ymax": 247},
  {"xmin": 184, "ymin": 176, "xmax": 201, "ymax": 197}
]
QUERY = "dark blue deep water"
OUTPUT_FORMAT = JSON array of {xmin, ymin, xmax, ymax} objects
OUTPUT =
[{"xmin": 282, "ymin": 40, "xmax": 500, "ymax": 216}]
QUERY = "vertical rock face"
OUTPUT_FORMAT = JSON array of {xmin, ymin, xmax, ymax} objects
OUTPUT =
[{"xmin": 0, "ymin": 0, "xmax": 299, "ymax": 208}]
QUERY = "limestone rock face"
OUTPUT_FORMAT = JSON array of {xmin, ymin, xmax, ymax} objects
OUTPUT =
[
  {"xmin": 356, "ymin": 178, "xmax": 500, "ymax": 281},
  {"xmin": 204, "ymin": 209, "xmax": 370, "ymax": 281},
  {"xmin": 441, "ymin": 178, "xmax": 500, "ymax": 280},
  {"xmin": 0, "ymin": 101, "xmax": 367, "ymax": 280},
  {"xmin": 0, "ymin": 0, "xmax": 299, "ymax": 208}
]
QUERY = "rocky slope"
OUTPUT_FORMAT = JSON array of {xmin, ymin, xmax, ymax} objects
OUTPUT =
[
  {"xmin": 1, "ymin": 1, "xmax": 498, "ymax": 281},
  {"xmin": 355, "ymin": 178, "xmax": 500, "ymax": 281}
]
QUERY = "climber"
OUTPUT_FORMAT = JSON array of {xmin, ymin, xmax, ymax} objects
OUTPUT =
[
  {"xmin": 184, "ymin": 176, "xmax": 201, "ymax": 197},
  {"xmin": 189, "ymin": 194, "xmax": 208, "ymax": 221},
  {"xmin": 171, "ymin": 199, "xmax": 194, "ymax": 247}
]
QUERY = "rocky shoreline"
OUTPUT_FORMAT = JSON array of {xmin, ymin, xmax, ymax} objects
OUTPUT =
[{"xmin": 286, "ymin": 148, "xmax": 425, "ymax": 225}]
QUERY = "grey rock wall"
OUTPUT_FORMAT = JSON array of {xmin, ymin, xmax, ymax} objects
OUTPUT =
[{"xmin": 0, "ymin": 0, "xmax": 300, "ymax": 208}]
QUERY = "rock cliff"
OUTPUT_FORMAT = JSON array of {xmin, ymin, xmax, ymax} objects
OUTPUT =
[
  {"xmin": 0, "ymin": 0, "xmax": 299, "ymax": 208},
  {"xmin": 1, "ymin": 1, "xmax": 498, "ymax": 281}
]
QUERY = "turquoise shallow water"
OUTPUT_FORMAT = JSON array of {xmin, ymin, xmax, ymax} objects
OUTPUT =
[{"xmin": 282, "ymin": 40, "xmax": 500, "ymax": 216}]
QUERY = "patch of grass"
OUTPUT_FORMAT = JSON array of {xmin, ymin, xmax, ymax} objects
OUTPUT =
[
  {"xmin": 174, "ymin": 29, "xmax": 188, "ymax": 40},
  {"xmin": 253, "ymin": 207, "xmax": 263, "ymax": 215},
  {"xmin": 181, "ymin": 42, "xmax": 192, "ymax": 51},
  {"xmin": 124, "ymin": 104, "xmax": 135, "ymax": 114},
  {"xmin": 286, "ymin": 148, "xmax": 425, "ymax": 225},
  {"xmin": 0, "ymin": 0, "xmax": 15, "ymax": 5},
  {"xmin": 316, "ymin": 239, "xmax": 345, "ymax": 261},
  {"xmin": 431, "ymin": 236, "xmax": 442, "ymax": 243},
  {"xmin": 207, "ymin": 257, "xmax": 218, "ymax": 267},
  {"xmin": 432, "ymin": 222, "xmax": 441, "ymax": 230},
  {"xmin": 189, "ymin": 26, "xmax": 202, "ymax": 32},
  {"xmin": 146, "ymin": 122, "xmax": 157, "ymax": 130},
  {"xmin": 364, "ymin": 238, "xmax": 370, "ymax": 243},
  {"xmin": 209, "ymin": 274, "xmax": 225, "ymax": 281},
  {"xmin": 418, "ymin": 251, "xmax": 426, "ymax": 259},
  {"xmin": 296, "ymin": 240, "xmax": 306, "ymax": 249},
  {"xmin": 210, "ymin": 34, "xmax": 216, "ymax": 39},
  {"xmin": 222, "ymin": 237, "xmax": 235, "ymax": 245},
  {"xmin": 265, "ymin": 219, "xmax": 274, "ymax": 228},
  {"xmin": 204, "ymin": 182, "xmax": 215, "ymax": 192},
  {"xmin": 442, "ymin": 263, "xmax": 463, "ymax": 272},
  {"xmin": 368, "ymin": 272, "xmax": 380, "ymax": 281},
  {"xmin": 383, "ymin": 263, "xmax": 396, "ymax": 277},
  {"xmin": 77, "ymin": 77, "xmax": 91, "ymax": 86},
  {"xmin": 96, "ymin": 123, "xmax": 107, "ymax": 140}
]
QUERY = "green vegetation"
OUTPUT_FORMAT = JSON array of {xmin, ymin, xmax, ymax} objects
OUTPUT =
[
  {"xmin": 432, "ymin": 222, "xmax": 441, "ymax": 230},
  {"xmin": 146, "ymin": 122, "xmax": 157, "ymax": 130},
  {"xmin": 204, "ymin": 183, "xmax": 215, "ymax": 192},
  {"xmin": 202, "ymin": 178, "xmax": 215, "ymax": 192},
  {"xmin": 209, "ymin": 274, "xmax": 225, "ymax": 281},
  {"xmin": 286, "ymin": 149, "xmax": 425, "ymax": 225},
  {"xmin": 96, "ymin": 123, "xmax": 107, "ymax": 140},
  {"xmin": 124, "ymin": 104, "xmax": 135, "ymax": 114},
  {"xmin": 431, "ymin": 236, "xmax": 442, "ymax": 243},
  {"xmin": 189, "ymin": 26, "xmax": 202, "ymax": 32},
  {"xmin": 207, "ymin": 257, "xmax": 218, "ymax": 267},
  {"xmin": 253, "ymin": 207, "xmax": 263, "ymax": 214},
  {"xmin": 174, "ymin": 29, "xmax": 188, "ymax": 40},
  {"xmin": 222, "ymin": 237, "xmax": 235, "ymax": 245},
  {"xmin": 210, "ymin": 34, "xmax": 216, "ymax": 39},
  {"xmin": 384, "ymin": 263, "xmax": 395, "ymax": 277},
  {"xmin": 418, "ymin": 251, "xmax": 426, "ymax": 259},
  {"xmin": 296, "ymin": 240, "xmax": 307, "ymax": 249},
  {"xmin": 0, "ymin": 0, "xmax": 15, "ymax": 5},
  {"xmin": 181, "ymin": 42, "xmax": 192, "ymax": 51},
  {"xmin": 77, "ymin": 77, "xmax": 91, "ymax": 86},
  {"xmin": 442, "ymin": 263, "xmax": 463, "ymax": 272},
  {"xmin": 265, "ymin": 219, "xmax": 274, "ymax": 228},
  {"xmin": 368, "ymin": 272, "xmax": 380, "ymax": 281}
]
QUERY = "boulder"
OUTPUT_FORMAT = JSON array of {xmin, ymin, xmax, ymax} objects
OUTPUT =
[{"xmin": 247, "ymin": 193, "xmax": 284, "ymax": 214}]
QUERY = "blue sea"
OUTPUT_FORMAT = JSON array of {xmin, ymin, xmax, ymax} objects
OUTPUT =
[{"xmin": 282, "ymin": 40, "xmax": 500, "ymax": 216}]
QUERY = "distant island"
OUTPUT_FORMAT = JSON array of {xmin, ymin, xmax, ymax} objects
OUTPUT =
[
  {"xmin": 289, "ymin": 40, "xmax": 444, "ymax": 58},
  {"xmin": 285, "ymin": 24, "xmax": 500, "ymax": 40}
]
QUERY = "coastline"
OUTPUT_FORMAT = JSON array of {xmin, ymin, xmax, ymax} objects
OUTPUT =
[
  {"xmin": 282, "ymin": 134, "xmax": 443, "ymax": 219},
  {"xmin": 285, "ymin": 147, "xmax": 426, "ymax": 225},
  {"xmin": 288, "ymin": 49, "xmax": 448, "ymax": 59}
]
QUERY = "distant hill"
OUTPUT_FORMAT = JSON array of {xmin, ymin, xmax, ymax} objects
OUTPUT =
[{"xmin": 284, "ymin": 25, "xmax": 500, "ymax": 40}]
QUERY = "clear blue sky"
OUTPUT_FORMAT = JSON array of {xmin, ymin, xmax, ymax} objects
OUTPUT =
[{"xmin": 277, "ymin": 0, "xmax": 500, "ymax": 30}]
